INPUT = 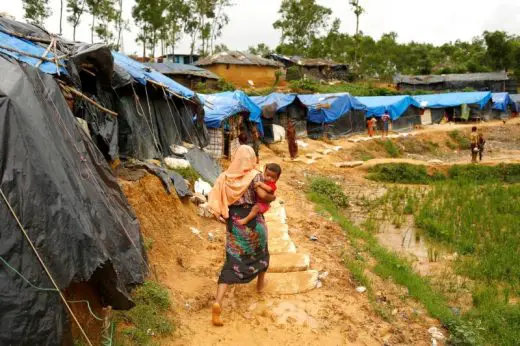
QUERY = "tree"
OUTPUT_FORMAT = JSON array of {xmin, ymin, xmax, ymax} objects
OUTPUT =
[
  {"xmin": 86, "ymin": 0, "xmax": 116, "ymax": 44},
  {"xmin": 67, "ymin": 0, "xmax": 86, "ymax": 41},
  {"xmin": 483, "ymin": 31, "xmax": 516, "ymax": 71},
  {"xmin": 349, "ymin": 0, "xmax": 364, "ymax": 36},
  {"xmin": 213, "ymin": 43, "xmax": 229, "ymax": 54},
  {"xmin": 22, "ymin": 0, "xmax": 51, "ymax": 25},
  {"xmin": 59, "ymin": 0, "xmax": 64, "ymax": 35},
  {"xmin": 248, "ymin": 43, "xmax": 272, "ymax": 56},
  {"xmin": 209, "ymin": 0, "xmax": 232, "ymax": 54},
  {"xmin": 133, "ymin": 0, "xmax": 168, "ymax": 58},
  {"xmin": 273, "ymin": 0, "xmax": 335, "ymax": 54},
  {"xmin": 164, "ymin": 0, "xmax": 190, "ymax": 57}
]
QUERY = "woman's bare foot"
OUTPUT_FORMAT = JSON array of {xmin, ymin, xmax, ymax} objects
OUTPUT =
[
  {"xmin": 257, "ymin": 276, "xmax": 267, "ymax": 293},
  {"xmin": 212, "ymin": 302, "xmax": 224, "ymax": 326}
]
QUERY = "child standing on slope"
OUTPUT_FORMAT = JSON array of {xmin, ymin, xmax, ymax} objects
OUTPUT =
[{"xmin": 237, "ymin": 163, "xmax": 281, "ymax": 226}]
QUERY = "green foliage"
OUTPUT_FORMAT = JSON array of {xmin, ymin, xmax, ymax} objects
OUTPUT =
[
  {"xmin": 286, "ymin": 66, "xmax": 302, "ymax": 81},
  {"xmin": 273, "ymin": 0, "xmax": 335, "ymax": 54},
  {"xmin": 309, "ymin": 177, "xmax": 349, "ymax": 208},
  {"xmin": 289, "ymin": 78, "xmax": 320, "ymax": 93},
  {"xmin": 217, "ymin": 79, "xmax": 235, "ymax": 92},
  {"xmin": 22, "ymin": 0, "xmax": 51, "ymax": 25},
  {"xmin": 171, "ymin": 166, "xmax": 200, "ymax": 185},
  {"xmin": 377, "ymin": 139, "xmax": 402, "ymax": 158},
  {"xmin": 115, "ymin": 281, "xmax": 174, "ymax": 345},
  {"xmin": 66, "ymin": 0, "xmax": 87, "ymax": 40},
  {"xmin": 367, "ymin": 163, "xmax": 441, "ymax": 184},
  {"xmin": 248, "ymin": 43, "xmax": 272, "ymax": 56},
  {"xmin": 448, "ymin": 130, "xmax": 471, "ymax": 150}
]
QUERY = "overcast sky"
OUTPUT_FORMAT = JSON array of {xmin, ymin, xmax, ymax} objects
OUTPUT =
[{"xmin": 1, "ymin": 0, "xmax": 520, "ymax": 56}]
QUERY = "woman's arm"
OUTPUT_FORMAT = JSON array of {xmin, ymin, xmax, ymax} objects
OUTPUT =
[{"xmin": 256, "ymin": 186, "xmax": 276, "ymax": 202}]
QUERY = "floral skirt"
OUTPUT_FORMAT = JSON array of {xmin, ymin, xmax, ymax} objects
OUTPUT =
[{"xmin": 218, "ymin": 205, "xmax": 270, "ymax": 284}]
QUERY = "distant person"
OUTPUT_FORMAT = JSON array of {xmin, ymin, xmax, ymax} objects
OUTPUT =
[
  {"xmin": 237, "ymin": 163, "xmax": 281, "ymax": 226},
  {"xmin": 382, "ymin": 111, "xmax": 391, "ymax": 138},
  {"xmin": 367, "ymin": 117, "xmax": 376, "ymax": 137},
  {"xmin": 470, "ymin": 126, "xmax": 479, "ymax": 163},
  {"xmin": 286, "ymin": 120, "xmax": 298, "ymax": 159},
  {"xmin": 251, "ymin": 125, "xmax": 261, "ymax": 164},
  {"xmin": 478, "ymin": 130, "xmax": 486, "ymax": 162}
]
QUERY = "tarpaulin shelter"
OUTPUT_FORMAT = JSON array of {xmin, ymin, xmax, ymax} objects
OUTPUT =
[
  {"xmin": 145, "ymin": 61, "xmax": 219, "ymax": 89},
  {"xmin": 413, "ymin": 92, "xmax": 493, "ymax": 122},
  {"xmin": 299, "ymin": 93, "xmax": 366, "ymax": 139},
  {"xmin": 356, "ymin": 95, "xmax": 422, "ymax": 131},
  {"xmin": 199, "ymin": 91, "xmax": 262, "ymax": 158},
  {"xmin": 491, "ymin": 92, "xmax": 513, "ymax": 119},
  {"xmin": 0, "ymin": 56, "xmax": 148, "ymax": 345},
  {"xmin": 251, "ymin": 93, "xmax": 307, "ymax": 142},
  {"xmin": 511, "ymin": 94, "xmax": 520, "ymax": 114}
]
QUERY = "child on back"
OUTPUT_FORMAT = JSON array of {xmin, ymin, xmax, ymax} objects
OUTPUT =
[{"xmin": 238, "ymin": 163, "xmax": 281, "ymax": 226}]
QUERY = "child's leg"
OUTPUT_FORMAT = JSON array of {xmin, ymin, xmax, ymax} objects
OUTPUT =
[{"xmin": 238, "ymin": 205, "xmax": 259, "ymax": 225}]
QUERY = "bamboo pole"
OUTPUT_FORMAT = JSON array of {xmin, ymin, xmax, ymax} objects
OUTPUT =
[
  {"xmin": 0, "ymin": 27, "xmax": 53, "ymax": 44},
  {"xmin": 0, "ymin": 44, "xmax": 66, "ymax": 68},
  {"xmin": 35, "ymin": 38, "xmax": 54, "ymax": 68},
  {"xmin": 146, "ymin": 79, "xmax": 198, "ymax": 105},
  {"xmin": 60, "ymin": 84, "xmax": 118, "ymax": 117}
]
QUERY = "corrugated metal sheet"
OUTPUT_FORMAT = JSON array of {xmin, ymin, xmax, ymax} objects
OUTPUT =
[
  {"xmin": 146, "ymin": 62, "xmax": 219, "ymax": 80},
  {"xmin": 269, "ymin": 54, "xmax": 346, "ymax": 68},
  {"xmin": 394, "ymin": 72, "xmax": 508, "ymax": 85},
  {"xmin": 195, "ymin": 51, "xmax": 283, "ymax": 67}
]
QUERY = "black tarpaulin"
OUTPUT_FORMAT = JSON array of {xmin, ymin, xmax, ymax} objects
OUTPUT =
[
  {"xmin": 186, "ymin": 148, "xmax": 222, "ymax": 184},
  {"xmin": 0, "ymin": 57, "xmax": 147, "ymax": 345}
]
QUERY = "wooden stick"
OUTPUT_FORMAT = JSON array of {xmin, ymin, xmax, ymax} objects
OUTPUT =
[
  {"xmin": 0, "ymin": 27, "xmax": 52, "ymax": 44},
  {"xmin": 52, "ymin": 37, "xmax": 60, "ymax": 76},
  {"xmin": 60, "ymin": 84, "xmax": 118, "ymax": 117},
  {"xmin": 35, "ymin": 37, "xmax": 54, "ymax": 68},
  {"xmin": 147, "ymin": 79, "xmax": 198, "ymax": 105},
  {"xmin": 0, "ymin": 44, "xmax": 65, "ymax": 68}
]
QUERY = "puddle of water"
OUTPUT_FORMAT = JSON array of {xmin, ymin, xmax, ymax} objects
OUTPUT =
[{"xmin": 376, "ymin": 217, "xmax": 448, "ymax": 276}]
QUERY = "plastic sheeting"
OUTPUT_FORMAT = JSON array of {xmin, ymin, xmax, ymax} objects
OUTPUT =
[
  {"xmin": 0, "ymin": 58, "xmax": 147, "ymax": 345},
  {"xmin": 0, "ymin": 31, "xmax": 67, "ymax": 75},
  {"xmin": 511, "ymin": 94, "xmax": 520, "ymax": 113},
  {"xmin": 251, "ymin": 93, "xmax": 298, "ymax": 112},
  {"xmin": 492, "ymin": 92, "xmax": 512, "ymax": 112},
  {"xmin": 200, "ymin": 91, "xmax": 263, "ymax": 132},
  {"xmin": 186, "ymin": 148, "xmax": 222, "ymax": 185},
  {"xmin": 356, "ymin": 95, "xmax": 421, "ymax": 121},
  {"xmin": 299, "ymin": 93, "xmax": 366, "ymax": 124},
  {"xmin": 112, "ymin": 52, "xmax": 195, "ymax": 98},
  {"xmin": 413, "ymin": 92, "xmax": 492, "ymax": 109}
]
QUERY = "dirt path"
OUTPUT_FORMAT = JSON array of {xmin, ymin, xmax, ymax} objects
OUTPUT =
[{"xmin": 121, "ymin": 119, "xmax": 520, "ymax": 346}]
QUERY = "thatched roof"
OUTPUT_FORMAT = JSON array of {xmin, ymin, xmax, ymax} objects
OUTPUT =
[{"xmin": 394, "ymin": 72, "xmax": 509, "ymax": 85}]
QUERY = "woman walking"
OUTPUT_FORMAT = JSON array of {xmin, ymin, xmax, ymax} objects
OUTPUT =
[{"xmin": 208, "ymin": 145, "xmax": 275, "ymax": 326}]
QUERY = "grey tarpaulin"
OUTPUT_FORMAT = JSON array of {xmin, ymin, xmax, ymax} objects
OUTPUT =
[
  {"xmin": 186, "ymin": 148, "xmax": 222, "ymax": 184},
  {"xmin": 0, "ymin": 57, "xmax": 148, "ymax": 345},
  {"xmin": 123, "ymin": 161, "xmax": 191, "ymax": 197}
]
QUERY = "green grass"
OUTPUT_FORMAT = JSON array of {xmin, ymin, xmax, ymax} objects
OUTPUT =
[
  {"xmin": 170, "ymin": 166, "xmax": 200, "ymax": 185},
  {"xmin": 368, "ymin": 163, "xmax": 520, "ymax": 186},
  {"xmin": 380, "ymin": 139, "xmax": 402, "ymax": 158},
  {"xmin": 115, "ymin": 281, "xmax": 174, "ymax": 345},
  {"xmin": 367, "ymin": 163, "xmax": 444, "ymax": 184},
  {"xmin": 367, "ymin": 172, "xmax": 520, "ymax": 345},
  {"xmin": 309, "ymin": 177, "xmax": 349, "ymax": 207},
  {"xmin": 448, "ymin": 130, "xmax": 471, "ymax": 150},
  {"xmin": 306, "ymin": 177, "xmax": 465, "ymax": 340}
]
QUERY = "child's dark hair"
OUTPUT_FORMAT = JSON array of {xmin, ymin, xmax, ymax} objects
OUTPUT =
[
  {"xmin": 265, "ymin": 163, "xmax": 282, "ymax": 177},
  {"xmin": 472, "ymin": 126, "xmax": 477, "ymax": 131}
]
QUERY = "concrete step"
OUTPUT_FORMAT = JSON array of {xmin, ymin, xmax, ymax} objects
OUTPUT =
[
  {"xmin": 269, "ymin": 238, "xmax": 296, "ymax": 254},
  {"xmin": 266, "ymin": 221, "xmax": 289, "ymax": 234},
  {"xmin": 262, "ymin": 270, "xmax": 319, "ymax": 295},
  {"xmin": 268, "ymin": 229, "xmax": 290, "ymax": 241},
  {"xmin": 269, "ymin": 253, "xmax": 310, "ymax": 273}
]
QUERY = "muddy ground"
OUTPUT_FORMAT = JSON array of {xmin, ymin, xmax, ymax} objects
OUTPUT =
[{"xmin": 119, "ymin": 119, "xmax": 520, "ymax": 346}]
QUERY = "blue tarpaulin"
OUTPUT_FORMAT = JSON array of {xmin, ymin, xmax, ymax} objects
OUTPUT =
[
  {"xmin": 112, "ymin": 52, "xmax": 195, "ymax": 98},
  {"xmin": 251, "ymin": 93, "xmax": 297, "ymax": 112},
  {"xmin": 356, "ymin": 95, "xmax": 420, "ymax": 121},
  {"xmin": 298, "ymin": 93, "xmax": 365, "ymax": 124},
  {"xmin": 511, "ymin": 94, "xmax": 520, "ymax": 113},
  {"xmin": 492, "ymin": 93, "xmax": 512, "ymax": 112},
  {"xmin": 200, "ymin": 91, "xmax": 263, "ymax": 133},
  {"xmin": 413, "ymin": 92, "xmax": 492, "ymax": 109},
  {"xmin": 0, "ymin": 31, "xmax": 67, "ymax": 75}
]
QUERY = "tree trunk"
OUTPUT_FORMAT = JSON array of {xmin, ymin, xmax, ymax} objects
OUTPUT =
[
  {"xmin": 73, "ymin": 25, "xmax": 77, "ymax": 41},
  {"xmin": 91, "ymin": 15, "xmax": 95, "ymax": 44},
  {"xmin": 59, "ymin": 0, "xmax": 63, "ymax": 35},
  {"xmin": 356, "ymin": 15, "xmax": 359, "ymax": 36},
  {"xmin": 116, "ymin": 0, "xmax": 123, "ymax": 50}
]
